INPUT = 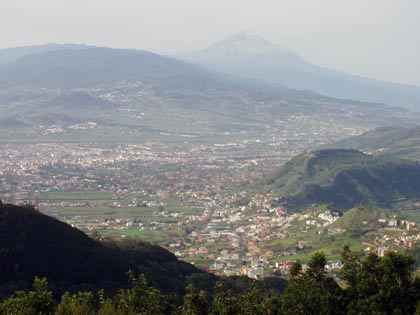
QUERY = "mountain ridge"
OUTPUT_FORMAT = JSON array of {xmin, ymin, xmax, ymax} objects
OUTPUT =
[
  {"xmin": 258, "ymin": 149, "xmax": 420, "ymax": 210},
  {"xmin": 0, "ymin": 46, "xmax": 215, "ymax": 89},
  {"xmin": 0, "ymin": 202, "xmax": 215, "ymax": 296},
  {"xmin": 331, "ymin": 126, "xmax": 420, "ymax": 161},
  {"xmin": 182, "ymin": 31, "xmax": 304, "ymax": 66},
  {"xmin": 0, "ymin": 44, "xmax": 419, "ymax": 142},
  {"xmin": 0, "ymin": 43, "xmax": 88, "ymax": 65},
  {"xmin": 179, "ymin": 31, "xmax": 420, "ymax": 109}
]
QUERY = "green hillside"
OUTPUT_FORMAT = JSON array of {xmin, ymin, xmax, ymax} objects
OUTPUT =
[
  {"xmin": 259, "ymin": 149, "xmax": 420, "ymax": 210},
  {"xmin": 332, "ymin": 206, "xmax": 386, "ymax": 231},
  {"xmin": 332, "ymin": 126, "xmax": 420, "ymax": 161},
  {"xmin": 0, "ymin": 202, "xmax": 215, "ymax": 296}
]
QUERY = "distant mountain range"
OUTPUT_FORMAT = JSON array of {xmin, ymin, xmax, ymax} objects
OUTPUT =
[
  {"xmin": 0, "ymin": 46, "xmax": 212, "ymax": 89},
  {"xmin": 331, "ymin": 126, "xmax": 420, "ymax": 161},
  {"xmin": 180, "ymin": 31, "xmax": 420, "ymax": 110},
  {"xmin": 0, "ymin": 43, "xmax": 419, "ymax": 142},
  {"xmin": 0, "ymin": 43, "xmax": 87, "ymax": 65},
  {"xmin": 258, "ymin": 149, "xmax": 420, "ymax": 210}
]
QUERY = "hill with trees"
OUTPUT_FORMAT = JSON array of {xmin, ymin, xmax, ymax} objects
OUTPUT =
[
  {"xmin": 332, "ymin": 206, "xmax": 387, "ymax": 232},
  {"xmin": 0, "ymin": 202, "xmax": 216, "ymax": 297},
  {"xmin": 258, "ymin": 149, "xmax": 420, "ymax": 210}
]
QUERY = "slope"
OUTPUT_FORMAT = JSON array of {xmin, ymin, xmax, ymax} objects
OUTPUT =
[
  {"xmin": 259, "ymin": 149, "xmax": 420, "ymax": 210},
  {"xmin": 0, "ymin": 202, "xmax": 214, "ymax": 295},
  {"xmin": 332, "ymin": 206, "xmax": 387, "ymax": 232},
  {"xmin": 180, "ymin": 31, "xmax": 420, "ymax": 110},
  {"xmin": 0, "ymin": 43, "xmax": 87, "ymax": 65},
  {"xmin": 0, "ymin": 45, "xmax": 419, "ymax": 142},
  {"xmin": 0, "ymin": 46, "xmax": 213, "ymax": 89},
  {"xmin": 332, "ymin": 126, "xmax": 420, "ymax": 161}
]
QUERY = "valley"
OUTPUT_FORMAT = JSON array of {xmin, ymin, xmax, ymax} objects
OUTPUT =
[
  {"xmin": 2, "ymin": 139, "xmax": 420, "ymax": 279},
  {"xmin": 1, "ymin": 44, "xmax": 420, "ymax": 282}
]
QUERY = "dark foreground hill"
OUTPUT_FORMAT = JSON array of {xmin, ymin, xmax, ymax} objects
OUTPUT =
[
  {"xmin": 259, "ymin": 149, "xmax": 420, "ymax": 210},
  {"xmin": 0, "ymin": 202, "xmax": 216, "ymax": 296}
]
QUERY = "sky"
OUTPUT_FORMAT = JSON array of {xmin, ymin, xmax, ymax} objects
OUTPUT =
[{"xmin": 1, "ymin": 0, "xmax": 419, "ymax": 86}]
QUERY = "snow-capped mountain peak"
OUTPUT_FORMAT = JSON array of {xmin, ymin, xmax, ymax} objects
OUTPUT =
[
  {"xmin": 178, "ymin": 31, "xmax": 305, "ymax": 67},
  {"xmin": 204, "ymin": 30, "xmax": 284, "ymax": 56}
]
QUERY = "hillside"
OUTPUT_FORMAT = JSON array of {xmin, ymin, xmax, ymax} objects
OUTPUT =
[
  {"xmin": 332, "ymin": 206, "xmax": 387, "ymax": 231},
  {"xmin": 0, "ymin": 45, "xmax": 419, "ymax": 142},
  {"xmin": 259, "ymin": 149, "xmax": 420, "ymax": 210},
  {"xmin": 0, "ymin": 47, "xmax": 212, "ymax": 89},
  {"xmin": 180, "ymin": 31, "xmax": 420, "ymax": 110},
  {"xmin": 332, "ymin": 126, "xmax": 420, "ymax": 161},
  {"xmin": 0, "ymin": 43, "xmax": 87, "ymax": 65},
  {"xmin": 0, "ymin": 202, "xmax": 215, "ymax": 296}
]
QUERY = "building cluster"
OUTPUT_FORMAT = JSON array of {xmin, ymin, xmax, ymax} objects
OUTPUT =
[{"xmin": 1, "ymin": 135, "xmax": 419, "ymax": 279}]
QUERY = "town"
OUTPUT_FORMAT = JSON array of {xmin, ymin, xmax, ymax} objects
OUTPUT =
[{"xmin": 1, "ymin": 136, "xmax": 420, "ymax": 280}]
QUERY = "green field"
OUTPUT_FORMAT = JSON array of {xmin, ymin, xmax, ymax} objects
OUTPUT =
[
  {"xmin": 100, "ymin": 227, "xmax": 183, "ymax": 243},
  {"xmin": 271, "ymin": 238, "xmax": 365, "ymax": 263},
  {"xmin": 37, "ymin": 188, "xmax": 204, "ymax": 244},
  {"xmin": 38, "ymin": 191, "xmax": 114, "ymax": 201}
]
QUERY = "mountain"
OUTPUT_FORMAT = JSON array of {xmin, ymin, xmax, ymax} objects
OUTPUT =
[
  {"xmin": 258, "ymin": 149, "xmax": 420, "ymax": 210},
  {"xmin": 0, "ymin": 202, "xmax": 215, "ymax": 295},
  {"xmin": 0, "ymin": 43, "xmax": 87, "ymax": 65},
  {"xmin": 0, "ymin": 44, "xmax": 419, "ymax": 142},
  {"xmin": 0, "ymin": 46, "xmax": 213, "ymax": 89},
  {"xmin": 179, "ymin": 31, "xmax": 420, "ymax": 110},
  {"xmin": 180, "ymin": 31, "xmax": 304, "ymax": 68},
  {"xmin": 331, "ymin": 126, "xmax": 420, "ymax": 161}
]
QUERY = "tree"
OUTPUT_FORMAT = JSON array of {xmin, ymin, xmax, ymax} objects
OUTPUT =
[
  {"xmin": 341, "ymin": 248, "xmax": 420, "ymax": 315},
  {"xmin": 281, "ymin": 252, "xmax": 345, "ymax": 315},
  {"xmin": 56, "ymin": 292, "xmax": 96, "ymax": 315},
  {"xmin": 289, "ymin": 261, "xmax": 302, "ymax": 278},
  {"xmin": 236, "ymin": 281, "xmax": 276, "ymax": 315},
  {"xmin": 0, "ymin": 277, "xmax": 55, "ymax": 315},
  {"xmin": 113, "ymin": 272, "xmax": 168, "ymax": 315},
  {"xmin": 181, "ymin": 284, "xmax": 209, "ymax": 315},
  {"xmin": 307, "ymin": 251, "xmax": 330, "ymax": 280},
  {"xmin": 210, "ymin": 282, "xmax": 238, "ymax": 315}
]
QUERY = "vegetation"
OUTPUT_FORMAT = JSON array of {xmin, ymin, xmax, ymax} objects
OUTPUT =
[
  {"xmin": 2, "ymin": 248, "xmax": 420, "ymax": 314},
  {"xmin": 0, "ymin": 203, "xmax": 215, "ymax": 297},
  {"xmin": 332, "ymin": 206, "xmax": 386, "ymax": 231},
  {"xmin": 259, "ymin": 149, "xmax": 420, "ymax": 210},
  {"xmin": 332, "ymin": 126, "xmax": 420, "ymax": 161},
  {"xmin": 0, "ymin": 203, "xmax": 286, "ymax": 300},
  {"xmin": 3, "ymin": 202, "xmax": 420, "ymax": 313}
]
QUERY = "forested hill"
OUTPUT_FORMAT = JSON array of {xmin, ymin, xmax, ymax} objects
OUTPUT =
[
  {"xmin": 259, "ymin": 149, "xmax": 420, "ymax": 210},
  {"xmin": 0, "ymin": 202, "xmax": 215, "ymax": 296}
]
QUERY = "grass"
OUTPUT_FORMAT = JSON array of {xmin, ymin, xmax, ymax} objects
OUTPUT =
[
  {"xmin": 399, "ymin": 209, "xmax": 420, "ymax": 223},
  {"xmin": 271, "ymin": 238, "xmax": 365, "ymax": 263},
  {"xmin": 38, "ymin": 190, "xmax": 113, "ymax": 201},
  {"xmin": 101, "ymin": 228, "xmax": 168, "ymax": 243},
  {"xmin": 37, "ymin": 188, "xmax": 202, "ymax": 245}
]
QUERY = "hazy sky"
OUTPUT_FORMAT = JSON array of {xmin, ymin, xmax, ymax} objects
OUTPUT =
[{"xmin": 1, "ymin": 0, "xmax": 419, "ymax": 86}]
